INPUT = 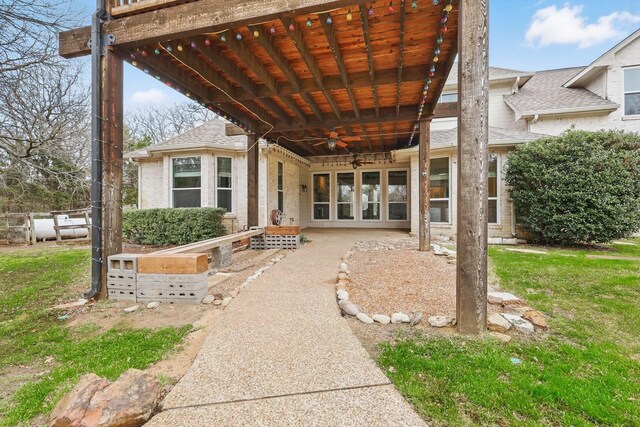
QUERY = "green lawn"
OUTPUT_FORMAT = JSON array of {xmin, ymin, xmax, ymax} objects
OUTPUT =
[
  {"xmin": 379, "ymin": 238, "xmax": 640, "ymax": 426},
  {"xmin": 0, "ymin": 248, "xmax": 190, "ymax": 426}
]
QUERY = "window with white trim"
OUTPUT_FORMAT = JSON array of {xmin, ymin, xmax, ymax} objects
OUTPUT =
[
  {"xmin": 388, "ymin": 170, "xmax": 408, "ymax": 220},
  {"xmin": 361, "ymin": 171, "xmax": 381, "ymax": 220},
  {"xmin": 172, "ymin": 157, "xmax": 201, "ymax": 208},
  {"xmin": 439, "ymin": 92, "xmax": 458, "ymax": 103},
  {"xmin": 313, "ymin": 173, "xmax": 330, "ymax": 220},
  {"xmin": 488, "ymin": 154, "xmax": 498, "ymax": 224},
  {"xmin": 624, "ymin": 67, "xmax": 640, "ymax": 116},
  {"xmin": 337, "ymin": 172, "xmax": 355, "ymax": 220},
  {"xmin": 277, "ymin": 161, "xmax": 284, "ymax": 212},
  {"xmin": 430, "ymin": 157, "xmax": 449, "ymax": 223},
  {"xmin": 216, "ymin": 156, "xmax": 232, "ymax": 213}
]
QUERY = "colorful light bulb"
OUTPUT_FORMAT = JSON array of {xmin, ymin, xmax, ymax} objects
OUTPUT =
[
  {"xmin": 190, "ymin": 42, "xmax": 197, "ymax": 48},
  {"xmin": 368, "ymin": 5, "xmax": 375, "ymax": 16},
  {"xmin": 432, "ymin": 0, "xmax": 439, "ymax": 4},
  {"xmin": 411, "ymin": 0, "xmax": 417, "ymax": 9},
  {"xmin": 445, "ymin": 4, "xmax": 452, "ymax": 12},
  {"xmin": 270, "ymin": 25, "xmax": 276, "ymax": 34},
  {"xmin": 437, "ymin": 35, "xmax": 443, "ymax": 44},
  {"xmin": 154, "ymin": 48, "xmax": 160, "ymax": 55},
  {"xmin": 131, "ymin": 60, "xmax": 137, "ymax": 66},
  {"xmin": 166, "ymin": 45, "xmax": 173, "ymax": 52},
  {"xmin": 236, "ymin": 33, "xmax": 243, "ymax": 40},
  {"xmin": 327, "ymin": 15, "xmax": 332, "ymax": 24},
  {"xmin": 140, "ymin": 50, "xmax": 147, "ymax": 57},
  {"xmin": 441, "ymin": 25, "xmax": 447, "ymax": 32},
  {"xmin": 177, "ymin": 44, "xmax": 183, "ymax": 51},
  {"xmin": 346, "ymin": 9, "xmax": 353, "ymax": 21},
  {"xmin": 306, "ymin": 17, "xmax": 312, "ymax": 27},
  {"xmin": 253, "ymin": 30, "xmax": 260, "ymax": 38},
  {"xmin": 389, "ymin": 2, "xmax": 394, "ymax": 12},
  {"xmin": 289, "ymin": 23, "xmax": 295, "ymax": 31},
  {"xmin": 204, "ymin": 38, "xmax": 211, "ymax": 46},
  {"xmin": 220, "ymin": 33, "xmax": 226, "ymax": 42}
]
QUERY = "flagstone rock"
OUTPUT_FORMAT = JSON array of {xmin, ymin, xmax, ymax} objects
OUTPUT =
[
  {"xmin": 372, "ymin": 314, "xmax": 390, "ymax": 325},
  {"xmin": 410, "ymin": 312, "xmax": 423, "ymax": 326},
  {"xmin": 201, "ymin": 295, "xmax": 215, "ymax": 304},
  {"xmin": 123, "ymin": 305, "xmax": 139, "ymax": 313},
  {"xmin": 428, "ymin": 315, "xmax": 455, "ymax": 328},
  {"xmin": 336, "ymin": 289, "xmax": 349, "ymax": 301},
  {"xmin": 146, "ymin": 302, "xmax": 160, "ymax": 309},
  {"xmin": 339, "ymin": 263, "xmax": 348, "ymax": 273},
  {"xmin": 221, "ymin": 297, "xmax": 233, "ymax": 307},
  {"xmin": 337, "ymin": 272, "xmax": 348, "ymax": 280},
  {"xmin": 82, "ymin": 369, "xmax": 161, "ymax": 427},
  {"xmin": 523, "ymin": 310, "xmax": 548, "ymax": 329},
  {"xmin": 488, "ymin": 291, "xmax": 521, "ymax": 305},
  {"xmin": 50, "ymin": 373, "xmax": 110, "ymax": 427},
  {"xmin": 338, "ymin": 299, "xmax": 351, "ymax": 309},
  {"xmin": 488, "ymin": 313, "xmax": 512, "ymax": 333},
  {"xmin": 356, "ymin": 313, "xmax": 374, "ymax": 324},
  {"xmin": 502, "ymin": 313, "xmax": 535, "ymax": 334}
]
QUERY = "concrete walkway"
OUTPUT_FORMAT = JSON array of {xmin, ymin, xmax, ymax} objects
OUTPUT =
[{"xmin": 148, "ymin": 229, "xmax": 426, "ymax": 426}]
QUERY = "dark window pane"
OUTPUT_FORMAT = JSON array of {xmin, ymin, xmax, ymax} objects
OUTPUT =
[
  {"xmin": 278, "ymin": 191, "xmax": 284, "ymax": 212},
  {"xmin": 388, "ymin": 171, "xmax": 408, "ymax": 202},
  {"xmin": 217, "ymin": 157, "xmax": 232, "ymax": 188},
  {"xmin": 173, "ymin": 189, "xmax": 201, "ymax": 208},
  {"xmin": 362, "ymin": 203, "xmax": 380, "ymax": 220},
  {"xmin": 488, "ymin": 199, "xmax": 498, "ymax": 224},
  {"xmin": 389, "ymin": 203, "xmax": 407, "ymax": 220},
  {"xmin": 314, "ymin": 204, "xmax": 329, "ymax": 220},
  {"xmin": 625, "ymin": 93, "xmax": 640, "ymax": 115},
  {"xmin": 174, "ymin": 157, "xmax": 201, "ymax": 189},
  {"xmin": 430, "ymin": 158, "xmax": 449, "ymax": 198},
  {"xmin": 217, "ymin": 189, "xmax": 232, "ymax": 212},
  {"xmin": 488, "ymin": 154, "xmax": 498, "ymax": 198},
  {"xmin": 174, "ymin": 176, "xmax": 201, "ymax": 189},
  {"xmin": 277, "ymin": 162, "xmax": 283, "ymax": 190},
  {"xmin": 337, "ymin": 203, "xmax": 354, "ymax": 220},
  {"xmin": 362, "ymin": 172, "xmax": 380, "ymax": 220},
  {"xmin": 430, "ymin": 200, "xmax": 449, "ymax": 223},
  {"xmin": 313, "ymin": 174, "xmax": 330, "ymax": 203}
]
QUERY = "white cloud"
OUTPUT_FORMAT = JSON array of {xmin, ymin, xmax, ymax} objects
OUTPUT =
[
  {"xmin": 526, "ymin": 4, "xmax": 640, "ymax": 49},
  {"xmin": 130, "ymin": 88, "xmax": 169, "ymax": 106}
]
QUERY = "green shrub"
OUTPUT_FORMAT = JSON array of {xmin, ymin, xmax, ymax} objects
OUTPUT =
[
  {"xmin": 123, "ymin": 208, "xmax": 227, "ymax": 245},
  {"xmin": 505, "ymin": 129, "xmax": 640, "ymax": 245}
]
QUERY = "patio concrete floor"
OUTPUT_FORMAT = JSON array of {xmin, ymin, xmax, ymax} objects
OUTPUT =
[{"xmin": 147, "ymin": 229, "xmax": 426, "ymax": 426}]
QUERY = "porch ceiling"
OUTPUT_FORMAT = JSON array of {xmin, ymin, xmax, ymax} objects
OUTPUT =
[{"xmin": 60, "ymin": 0, "xmax": 459, "ymax": 157}]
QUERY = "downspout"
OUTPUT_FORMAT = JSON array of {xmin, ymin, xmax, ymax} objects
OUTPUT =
[{"xmin": 86, "ymin": 0, "xmax": 107, "ymax": 299}]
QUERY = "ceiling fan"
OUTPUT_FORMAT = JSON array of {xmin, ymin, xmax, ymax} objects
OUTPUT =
[
  {"xmin": 350, "ymin": 154, "xmax": 375, "ymax": 169},
  {"xmin": 312, "ymin": 129, "xmax": 361, "ymax": 150}
]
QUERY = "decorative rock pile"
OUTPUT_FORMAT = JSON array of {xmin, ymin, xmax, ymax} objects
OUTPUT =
[{"xmin": 486, "ymin": 290, "xmax": 548, "ymax": 338}]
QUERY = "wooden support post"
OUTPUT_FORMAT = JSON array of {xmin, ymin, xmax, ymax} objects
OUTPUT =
[
  {"xmin": 456, "ymin": 0, "xmax": 489, "ymax": 334},
  {"xmin": 247, "ymin": 134, "xmax": 259, "ymax": 227},
  {"xmin": 419, "ymin": 119, "xmax": 431, "ymax": 251},
  {"xmin": 29, "ymin": 213, "xmax": 36, "ymax": 245},
  {"xmin": 100, "ymin": 49, "xmax": 124, "ymax": 299},
  {"xmin": 52, "ymin": 213, "xmax": 62, "ymax": 242}
]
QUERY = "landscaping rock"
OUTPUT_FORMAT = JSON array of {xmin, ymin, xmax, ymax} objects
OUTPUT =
[
  {"xmin": 212, "ymin": 299, "xmax": 223, "ymax": 306},
  {"xmin": 342, "ymin": 303, "xmax": 360, "ymax": 316},
  {"xmin": 123, "ymin": 305, "xmax": 139, "ymax": 313},
  {"xmin": 523, "ymin": 310, "xmax": 548, "ymax": 329},
  {"xmin": 229, "ymin": 290, "xmax": 239, "ymax": 298},
  {"xmin": 487, "ymin": 291, "xmax": 521, "ymax": 305},
  {"xmin": 489, "ymin": 331, "xmax": 512, "ymax": 343},
  {"xmin": 391, "ymin": 312, "xmax": 410, "ymax": 324},
  {"xmin": 146, "ymin": 302, "xmax": 160, "ymax": 309},
  {"xmin": 502, "ymin": 313, "xmax": 535, "ymax": 334},
  {"xmin": 50, "ymin": 373, "xmax": 110, "ymax": 427},
  {"xmin": 428, "ymin": 315, "xmax": 455, "ymax": 328},
  {"xmin": 53, "ymin": 299, "xmax": 89, "ymax": 310},
  {"xmin": 335, "ymin": 283, "xmax": 347, "ymax": 292},
  {"xmin": 356, "ymin": 313, "xmax": 374, "ymax": 324},
  {"xmin": 339, "ymin": 263, "xmax": 348, "ymax": 273},
  {"xmin": 372, "ymin": 314, "xmax": 390, "ymax": 325},
  {"xmin": 336, "ymin": 289, "xmax": 349, "ymax": 301},
  {"xmin": 488, "ymin": 313, "xmax": 512, "ymax": 333},
  {"xmin": 221, "ymin": 297, "xmax": 233, "ymax": 307},
  {"xmin": 337, "ymin": 272, "xmax": 348, "ymax": 280},
  {"xmin": 338, "ymin": 299, "xmax": 351, "ymax": 309},
  {"xmin": 201, "ymin": 295, "xmax": 215, "ymax": 304},
  {"xmin": 410, "ymin": 312, "xmax": 423, "ymax": 326},
  {"xmin": 213, "ymin": 293, "xmax": 224, "ymax": 300},
  {"xmin": 82, "ymin": 369, "xmax": 161, "ymax": 427}
]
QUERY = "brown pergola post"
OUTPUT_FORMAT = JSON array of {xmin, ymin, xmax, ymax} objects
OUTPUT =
[
  {"xmin": 418, "ymin": 119, "xmax": 431, "ymax": 251},
  {"xmin": 456, "ymin": 0, "xmax": 489, "ymax": 334},
  {"xmin": 99, "ymin": 50, "xmax": 124, "ymax": 299},
  {"xmin": 247, "ymin": 134, "xmax": 259, "ymax": 227}
]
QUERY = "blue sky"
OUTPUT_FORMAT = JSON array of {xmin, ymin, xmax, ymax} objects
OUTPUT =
[{"xmin": 72, "ymin": 0, "xmax": 640, "ymax": 111}]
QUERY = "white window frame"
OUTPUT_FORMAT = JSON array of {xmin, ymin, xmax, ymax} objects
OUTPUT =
[
  {"xmin": 623, "ymin": 65, "xmax": 640, "ymax": 117},
  {"xmin": 216, "ymin": 155, "xmax": 233, "ymax": 214},
  {"xmin": 277, "ymin": 161, "xmax": 284, "ymax": 213},
  {"xmin": 312, "ymin": 171, "xmax": 332, "ymax": 221},
  {"xmin": 336, "ymin": 171, "xmax": 356, "ymax": 221},
  {"xmin": 171, "ymin": 155, "xmax": 202, "ymax": 208},
  {"xmin": 488, "ymin": 153, "xmax": 500, "ymax": 225},
  {"xmin": 430, "ymin": 156, "xmax": 451, "ymax": 224},
  {"xmin": 439, "ymin": 92, "xmax": 458, "ymax": 103},
  {"xmin": 360, "ymin": 169, "xmax": 382, "ymax": 222},
  {"xmin": 386, "ymin": 168, "xmax": 410, "ymax": 222}
]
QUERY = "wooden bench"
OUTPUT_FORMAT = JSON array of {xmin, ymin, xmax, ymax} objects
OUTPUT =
[{"xmin": 152, "ymin": 228, "xmax": 264, "ymax": 268}]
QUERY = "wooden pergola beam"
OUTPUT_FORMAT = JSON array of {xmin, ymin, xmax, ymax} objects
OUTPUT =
[
  {"xmin": 60, "ymin": 0, "xmax": 366, "ymax": 58},
  {"xmin": 394, "ymin": 0, "xmax": 407, "ymax": 149},
  {"xmin": 359, "ymin": 4, "xmax": 384, "ymax": 149}
]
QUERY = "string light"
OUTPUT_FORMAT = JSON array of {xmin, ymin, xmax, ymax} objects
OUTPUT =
[
  {"xmin": 412, "ymin": 1, "xmax": 417, "ymax": 9},
  {"xmin": 368, "ymin": 4, "xmax": 375, "ymax": 16},
  {"xmin": 326, "ymin": 15, "xmax": 333, "ymax": 25},
  {"xmin": 139, "ymin": 50, "xmax": 147, "ymax": 57},
  {"xmin": 190, "ymin": 42, "xmax": 197, "ymax": 48},
  {"xmin": 254, "ymin": 30, "xmax": 260, "ymax": 37},
  {"xmin": 388, "ymin": 2, "xmax": 394, "ymax": 12},
  {"xmin": 154, "ymin": 48, "xmax": 160, "ymax": 55},
  {"xmin": 346, "ymin": 8, "xmax": 353, "ymax": 20},
  {"xmin": 306, "ymin": 17, "xmax": 312, "ymax": 27},
  {"xmin": 166, "ymin": 45, "xmax": 173, "ymax": 52},
  {"xmin": 289, "ymin": 23, "xmax": 295, "ymax": 31},
  {"xmin": 432, "ymin": 0, "xmax": 440, "ymax": 4},
  {"xmin": 236, "ymin": 32, "xmax": 243, "ymax": 40},
  {"xmin": 204, "ymin": 38, "xmax": 211, "ymax": 46},
  {"xmin": 220, "ymin": 33, "xmax": 227, "ymax": 42},
  {"xmin": 177, "ymin": 44, "xmax": 183, "ymax": 51},
  {"xmin": 270, "ymin": 25, "xmax": 276, "ymax": 34},
  {"xmin": 131, "ymin": 60, "xmax": 137, "ymax": 66}
]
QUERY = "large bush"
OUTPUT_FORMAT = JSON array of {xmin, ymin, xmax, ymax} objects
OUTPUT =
[
  {"xmin": 505, "ymin": 129, "xmax": 640, "ymax": 245},
  {"xmin": 123, "ymin": 208, "xmax": 227, "ymax": 245}
]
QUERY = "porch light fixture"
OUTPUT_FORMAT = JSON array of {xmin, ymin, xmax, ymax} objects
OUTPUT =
[{"xmin": 327, "ymin": 138, "xmax": 338, "ymax": 150}]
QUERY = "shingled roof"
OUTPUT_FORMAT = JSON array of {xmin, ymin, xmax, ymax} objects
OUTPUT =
[
  {"xmin": 444, "ymin": 66, "xmax": 534, "ymax": 87},
  {"xmin": 504, "ymin": 67, "xmax": 619, "ymax": 118},
  {"xmin": 126, "ymin": 119, "xmax": 249, "ymax": 159}
]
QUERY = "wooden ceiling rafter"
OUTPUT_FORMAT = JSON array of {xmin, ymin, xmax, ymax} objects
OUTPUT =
[{"xmin": 394, "ymin": 0, "xmax": 407, "ymax": 149}]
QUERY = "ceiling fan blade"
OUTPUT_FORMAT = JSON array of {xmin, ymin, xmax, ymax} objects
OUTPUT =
[
  {"xmin": 341, "ymin": 136, "xmax": 362, "ymax": 142},
  {"xmin": 312, "ymin": 141, "xmax": 326, "ymax": 147},
  {"xmin": 336, "ymin": 141, "xmax": 348, "ymax": 148}
]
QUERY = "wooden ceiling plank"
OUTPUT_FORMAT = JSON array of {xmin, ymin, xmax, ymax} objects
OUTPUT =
[
  {"xmin": 358, "ymin": 5, "xmax": 384, "ymax": 150},
  {"xmin": 394, "ymin": 0, "xmax": 407, "ymax": 149}
]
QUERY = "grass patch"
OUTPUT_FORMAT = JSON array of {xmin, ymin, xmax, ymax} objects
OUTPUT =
[
  {"xmin": 379, "ymin": 238, "xmax": 640, "ymax": 426},
  {"xmin": 0, "ymin": 248, "xmax": 190, "ymax": 426}
]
